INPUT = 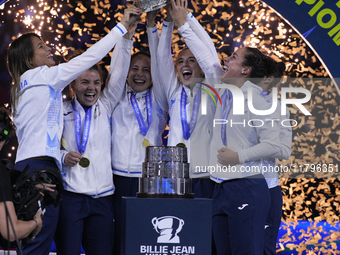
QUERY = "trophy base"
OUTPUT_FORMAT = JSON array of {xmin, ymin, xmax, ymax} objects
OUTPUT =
[
  {"xmin": 136, "ymin": 192, "xmax": 194, "ymax": 199},
  {"xmin": 134, "ymin": 0, "xmax": 170, "ymax": 13}
]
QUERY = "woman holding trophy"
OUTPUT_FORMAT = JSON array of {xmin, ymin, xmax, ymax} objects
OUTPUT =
[
  {"xmin": 6, "ymin": 5, "xmax": 141, "ymax": 255},
  {"xmin": 155, "ymin": 1, "xmax": 219, "ymax": 199},
  {"xmin": 55, "ymin": 12, "xmax": 140, "ymax": 254},
  {"xmin": 110, "ymin": 9, "xmax": 169, "ymax": 255},
  {"xmin": 162, "ymin": 1, "xmax": 282, "ymax": 254}
]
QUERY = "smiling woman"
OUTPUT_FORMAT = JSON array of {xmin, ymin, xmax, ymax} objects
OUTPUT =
[
  {"xmin": 110, "ymin": 11, "xmax": 170, "ymax": 254},
  {"xmin": 54, "ymin": 6, "xmax": 143, "ymax": 255},
  {"xmin": 5, "ymin": 5, "xmax": 141, "ymax": 255},
  {"xmin": 153, "ymin": 1, "xmax": 218, "ymax": 201},
  {"xmin": 66, "ymin": 53, "xmax": 103, "ymax": 107},
  {"xmin": 56, "ymin": 44, "xmax": 127, "ymax": 255},
  {"xmin": 175, "ymin": 48, "xmax": 205, "ymax": 88},
  {"xmin": 128, "ymin": 52, "xmax": 152, "ymax": 93},
  {"xmin": 29, "ymin": 36, "xmax": 55, "ymax": 68},
  {"xmin": 72, "ymin": 69, "xmax": 102, "ymax": 107}
]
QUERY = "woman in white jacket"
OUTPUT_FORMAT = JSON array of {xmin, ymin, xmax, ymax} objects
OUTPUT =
[
  {"xmin": 6, "ymin": 6, "xmax": 141, "ymax": 255},
  {"xmin": 110, "ymin": 11, "xmax": 169, "ymax": 255},
  {"xmin": 257, "ymin": 57, "xmax": 291, "ymax": 255},
  {"xmin": 55, "ymin": 21, "xmax": 139, "ymax": 254},
  {"xmin": 167, "ymin": 1, "xmax": 281, "ymax": 254},
  {"xmin": 156, "ymin": 2, "xmax": 220, "ymax": 199}
]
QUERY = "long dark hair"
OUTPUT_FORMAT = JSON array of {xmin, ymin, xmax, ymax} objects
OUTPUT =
[
  {"xmin": 7, "ymin": 33, "xmax": 41, "ymax": 115},
  {"xmin": 264, "ymin": 55, "xmax": 286, "ymax": 91}
]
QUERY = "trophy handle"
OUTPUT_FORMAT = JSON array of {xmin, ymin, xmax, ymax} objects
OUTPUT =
[
  {"xmin": 179, "ymin": 219, "xmax": 184, "ymax": 227},
  {"xmin": 151, "ymin": 217, "xmax": 159, "ymax": 233}
]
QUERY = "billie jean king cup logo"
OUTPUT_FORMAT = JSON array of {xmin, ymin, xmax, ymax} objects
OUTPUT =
[{"xmin": 152, "ymin": 216, "xmax": 185, "ymax": 243}]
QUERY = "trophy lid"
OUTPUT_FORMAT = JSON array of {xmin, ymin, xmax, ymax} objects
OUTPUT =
[{"xmin": 145, "ymin": 146, "xmax": 188, "ymax": 163}]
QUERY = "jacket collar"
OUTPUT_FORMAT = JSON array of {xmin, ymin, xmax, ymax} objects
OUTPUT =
[
  {"xmin": 73, "ymin": 95, "xmax": 99, "ymax": 113},
  {"xmin": 126, "ymin": 83, "xmax": 151, "ymax": 99}
]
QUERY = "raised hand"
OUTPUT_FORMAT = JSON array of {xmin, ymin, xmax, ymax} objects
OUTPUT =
[
  {"xmin": 168, "ymin": 0, "xmax": 187, "ymax": 28},
  {"xmin": 164, "ymin": 4, "xmax": 173, "ymax": 22},
  {"xmin": 121, "ymin": 5, "xmax": 142, "ymax": 30},
  {"xmin": 147, "ymin": 9, "xmax": 159, "ymax": 27},
  {"xmin": 123, "ymin": 21, "xmax": 139, "ymax": 40}
]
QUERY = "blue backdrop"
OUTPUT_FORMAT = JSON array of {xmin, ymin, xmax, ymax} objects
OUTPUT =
[{"xmin": 264, "ymin": 0, "xmax": 340, "ymax": 81}]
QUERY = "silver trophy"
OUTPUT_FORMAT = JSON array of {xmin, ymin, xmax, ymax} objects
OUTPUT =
[
  {"xmin": 133, "ymin": 0, "xmax": 170, "ymax": 13},
  {"xmin": 138, "ymin": 146, "xmax": 193, "ymax": 198}
]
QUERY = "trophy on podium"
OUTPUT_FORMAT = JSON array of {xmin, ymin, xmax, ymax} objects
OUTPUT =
[
  {"xmin": 132, "ymin": 0, "xmax": 170, "ymax": 13},
  {"xmin": 138, "ymin": 146, "xmax": 193, "ymax": 198}
]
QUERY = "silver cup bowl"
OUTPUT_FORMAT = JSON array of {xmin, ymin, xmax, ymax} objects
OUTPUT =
[{"xmin": 133, "ymin": 0, "xmax": 170, "ymax": 13}]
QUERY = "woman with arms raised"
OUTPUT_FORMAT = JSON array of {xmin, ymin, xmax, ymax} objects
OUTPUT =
[{"xmin": 6, "ymin": 5, "xmax": 141, "ymax": 255}]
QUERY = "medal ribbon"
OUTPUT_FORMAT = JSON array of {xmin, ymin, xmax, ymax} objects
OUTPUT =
[
  {"xmin": 220, "ymin": 89, "xmax": 233, "ymax": 146},
  {"xmin": 72, "ymin": 99, "xmax": 92, "ymax": 154},
  {"xmin": 180, "ymin": 86, "xmax": 201, "ymax": 141},
  {"xmin": 130, "ymin": 89, "xmax": 152, "ymax": 136}
]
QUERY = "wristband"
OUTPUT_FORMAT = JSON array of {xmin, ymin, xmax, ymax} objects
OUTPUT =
[{"xmin": 32, "ymin": 219, "xmax": 39, "ymax": 231}]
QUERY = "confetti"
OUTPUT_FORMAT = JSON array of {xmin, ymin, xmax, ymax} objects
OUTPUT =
[{"xmin": 0, "ymin": 1, "xmax": 339, "ymax": 253}]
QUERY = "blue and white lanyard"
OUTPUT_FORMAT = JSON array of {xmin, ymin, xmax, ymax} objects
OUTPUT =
[
  {"xmin": 130, "ymin": 89, "xmax": 152, "ymax": 136},
  {"xmin": 72, "ymin": 99, "xmax": 92, "ymax": 154},
  {"xmin": 180, "ymin": 87, "xmax": 201, "ymax": 140},
  {"xmin": 220, "ymin": 89, "xmax": 233, "ymax": 146}
]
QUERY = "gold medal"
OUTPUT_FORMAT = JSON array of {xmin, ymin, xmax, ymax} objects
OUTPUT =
[
  {"xmin": 142, "ymin": 138, "xmax": 150, "ymax": 147},
  {"xmin": 176, "ymin": 143, "xmax": 186, "ymax": 148},
  {"xmin": 79, "ymin": 157, "xmax": 90, "ymax": 168}
]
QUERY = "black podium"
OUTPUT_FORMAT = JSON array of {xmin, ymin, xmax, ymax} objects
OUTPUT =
[{"xmin": 122, "ymin": 197, "xmax": 212, "ymax": 255}]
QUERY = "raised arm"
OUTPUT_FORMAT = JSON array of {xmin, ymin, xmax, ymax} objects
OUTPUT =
[
  {"xmin": 146, "ymin": 10, "xmax": 169, "ymax": 112},
  {"xmin": 169, "ymin": 0, "xmax": 223, "ymax": 79},
  {"xmin": 185, "ymin": 12, "xmax": 220, "ymax": 64},
  {"xmin": 101, "ymin": 21, "xmax": 138, "ymax": 113},
  {"xmin": 28, "ymin": 6, "xmax": 141, "ymax": 92},
  {"xmin": 157, "ymin": 12, "xmax": 181, "ymax": 101}
]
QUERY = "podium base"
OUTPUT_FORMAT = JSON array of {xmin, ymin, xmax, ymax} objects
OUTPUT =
[
  {"xmin": 122, "ymin": 197, "xmax": 212, "ymax": 255},
  {"xmin": 136, "ymin": 192, "xmax": 194, "ymax": 199}
]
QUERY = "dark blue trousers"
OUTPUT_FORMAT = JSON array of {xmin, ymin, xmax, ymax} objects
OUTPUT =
[
  {"xmin": 54, "ymin": 191, "xmax": 114, "ymax": 255},
  {"xmin": 15, "ymin": 159, "xmax": 60, "ymax": 255},
  {"xmin": 191, "ymin": 178, "xmax": 216, "ymax": 199},
  {"xmin": 264, "ymin": 185, "xmax": 283, "ymax": 255},
  {"xmin": 112, "ymin": 175, "xmax": 139, "ymax": 255},
  {"xmin": 212, "ymin": 175, "xmax": 270, "ymax": 255},
  {"xmin": 192, "ymin": 178, "xmax": 217, "ymax": 255}
]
